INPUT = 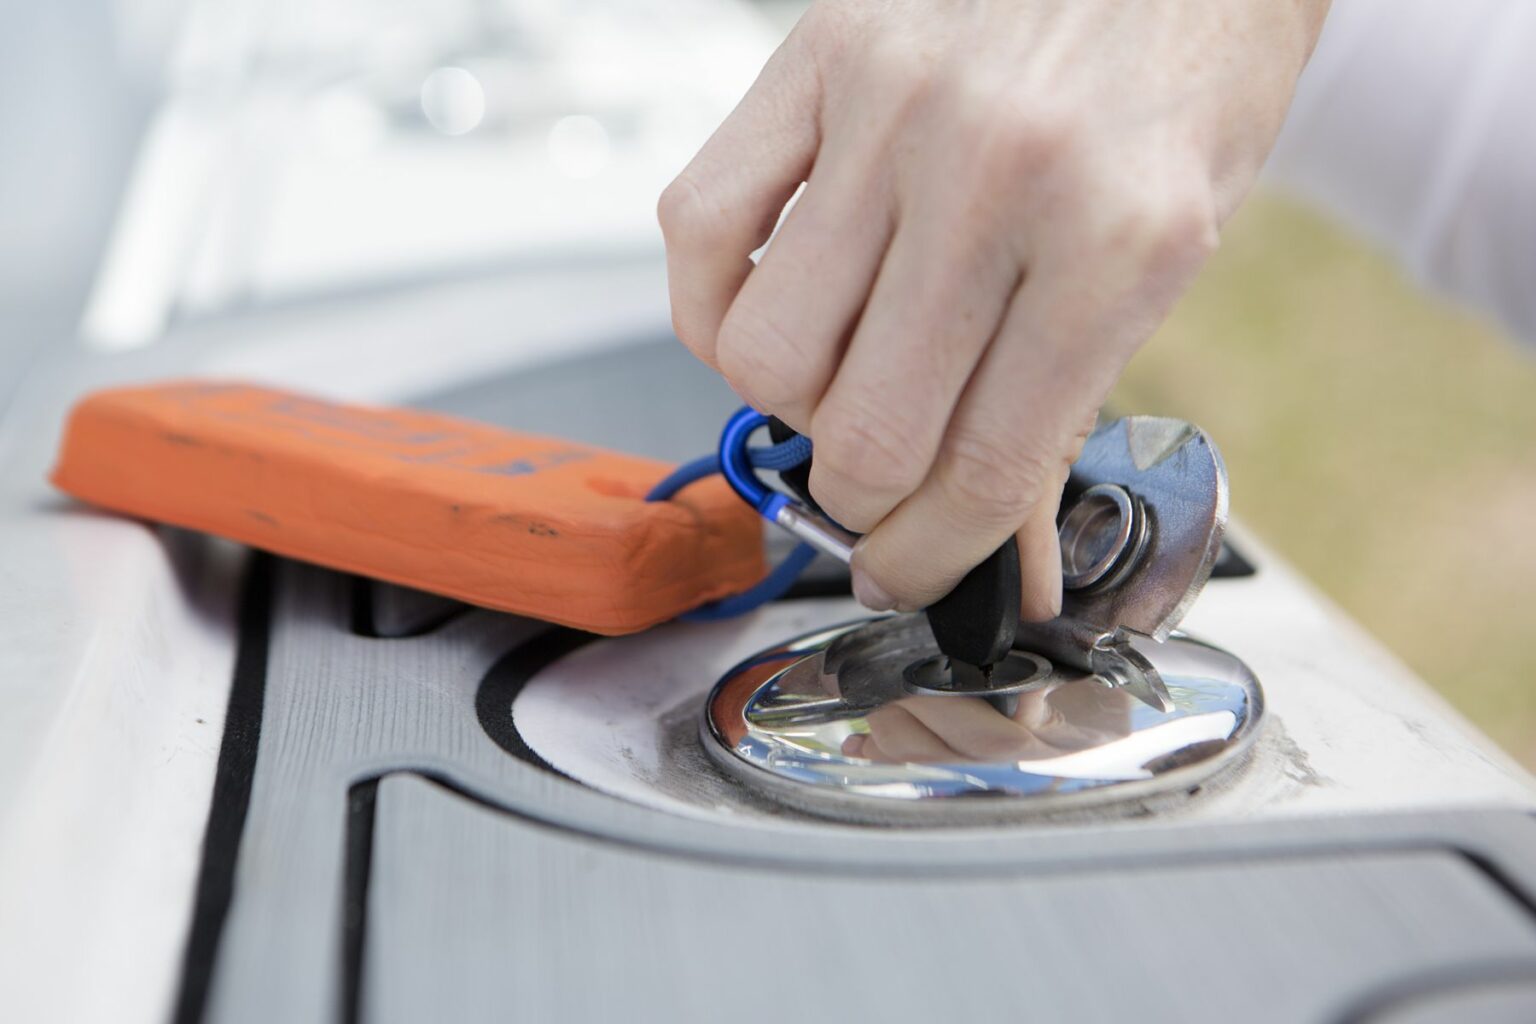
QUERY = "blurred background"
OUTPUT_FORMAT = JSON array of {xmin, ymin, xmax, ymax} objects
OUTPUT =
[
  {"xmin": 1120, "ymin": 194, "xmax": 1536, "ymax": 766},
  {"xmin": 4, "ymin": 0, "xmax": 1533, "ymax": 763}
]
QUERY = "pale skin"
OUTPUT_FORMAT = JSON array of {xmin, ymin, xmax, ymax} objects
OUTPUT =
[
  {"xmin": 660, "ymin": 0, "xmax": 1331, "ymax": 618},
  {"xmin": 843, "ymin": 682, "xmax": 1132, "ymax": 764}
]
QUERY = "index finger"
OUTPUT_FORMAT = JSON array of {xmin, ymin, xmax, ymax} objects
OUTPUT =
[
  {"xmin": 852, "ymin": 271, "xmax": 1119, "ymax": 611},
  {"xmin": 657, "ymin": 34, "xmax": 822, "ymax": 368}
]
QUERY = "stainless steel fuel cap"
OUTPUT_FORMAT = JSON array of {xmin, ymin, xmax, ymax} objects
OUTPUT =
[
  {"xmin": 702, "ymin": 416, "xmax": 1262, "ymax": 825},
  {"xmin": 700, "ymin": 614, "xmax": 1265, "ymax": 826}
]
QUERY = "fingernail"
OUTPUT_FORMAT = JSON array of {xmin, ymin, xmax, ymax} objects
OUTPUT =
[{"xmin": 852, "ymin": 569, "xmax": 897, "ymax": 612}]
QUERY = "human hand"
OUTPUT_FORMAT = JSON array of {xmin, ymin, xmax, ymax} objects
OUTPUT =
[
  {"xmin": 660, "ymin": 0, "xmax": 1328, "ymax": 615},
  {"xmin": 841, "ymin": 681, "xmax": 1131, "ymax": 764}
]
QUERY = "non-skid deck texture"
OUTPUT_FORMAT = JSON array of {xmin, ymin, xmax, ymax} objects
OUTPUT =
[
  {"xmin": 185, "ymin": 341, "xmax": 1536, "ymax": 1022},
  {"xmin": 370, "ymin": 774, "xmax": 1536, "ymax": 1024},
  {"xmin": 193, "ymin": 562, "xmax": 1536, "ymax": 1024}
]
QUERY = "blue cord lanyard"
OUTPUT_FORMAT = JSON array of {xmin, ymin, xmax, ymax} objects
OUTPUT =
[
  {"xmin": 714, "ymin": 407, "xmax": 859, "ymax": 563},
  {"xmin": 644, "ymin": 407, "xmax": 856, "ymax": 621}
]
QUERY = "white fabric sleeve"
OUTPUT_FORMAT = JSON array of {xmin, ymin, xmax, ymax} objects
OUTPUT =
[{"xmin": 1263, "ymin": 0, "xmax": 1536, "ymax": 346}]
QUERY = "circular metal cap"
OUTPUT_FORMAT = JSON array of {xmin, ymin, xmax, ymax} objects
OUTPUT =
[{"xmin": 701, "ymin": 615, "xmax": 1264, "ymax": 825}]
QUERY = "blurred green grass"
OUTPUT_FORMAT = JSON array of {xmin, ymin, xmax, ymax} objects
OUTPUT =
[{"xmin": 1115, "ymin": 190, "xmax": 1536, "ymax": 765}]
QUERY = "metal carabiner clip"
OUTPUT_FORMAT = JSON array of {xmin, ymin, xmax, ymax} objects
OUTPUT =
[{"xmin": 716, "ymin": 407, "xmax": 859, "ymax": 565}]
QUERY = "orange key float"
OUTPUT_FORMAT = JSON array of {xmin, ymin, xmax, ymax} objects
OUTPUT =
[{"xmin": 51, "ymin": 381, "xmax": 766, "ymax": 634}]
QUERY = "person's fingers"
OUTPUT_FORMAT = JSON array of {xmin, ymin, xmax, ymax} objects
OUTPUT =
[
  {"xmin": 657, "ymin": 34, "xmax": 822, "ymax": 369},
  {"xmin": 1011, "ymin": 690, "xmax": 1061, "ymax": 735},
  {"xmin": 804, "ymin": 207, "xmax": 1019, "ymax": 531},
  {"xmin": 1014, "ymin": 444, "xmax": 1083, "ymax": 621},
  {"xmin": 1037, "ymin": 683, "xmax": 1136, "ymax": 749},
  {"xmin": 1010, "ymin": 686, "xmax": 1120, "ymax": 755},
  {"xmin": 712, "ymin": 156, "xmax": 893, "ymax": 432},
  {"xmin": 851, "ymin": 276, "xmax": 1113, "ymax": 609},
  {"xmin": 852, "ymin": 166, "xmax": 1220, "ymax": 610},
  {"xmin": 849, "ymin": 732, "xmax": 894, "ymax": 763},
  {"xmin": 857, "ymin": 704, "xmax": 965, "ymax": 763},
  {"xmin": 897, "ymin": 695, "xmax": 1054, "ymax": 761}
]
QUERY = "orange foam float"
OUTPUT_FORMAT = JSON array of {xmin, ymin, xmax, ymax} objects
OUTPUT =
[{"xmin": 51, "ymin": 381, "xmax": 765, "ymax": 634}]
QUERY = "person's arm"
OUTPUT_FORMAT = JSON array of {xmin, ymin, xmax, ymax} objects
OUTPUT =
[
  {"xmin": 660, "ymin": 0, "xmax": 1331, "ymax": 615},
  {"xmin": 1266, "ymin": 0, "xmax": 1536, "ymax": 347}
]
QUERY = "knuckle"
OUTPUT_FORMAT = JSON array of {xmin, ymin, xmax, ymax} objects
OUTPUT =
[
  {"xmin": 1062, "ymin": 417, "xmax": 1096, "ymax": 466},
  {"xmin": 812, "ymin": 404, "xmax": 929, "ymax": 498},
  {"xmin": 715, "ymin": 305, "xmax": 813, "ymax": 410},
  {"xmin": 939, "ymin": 430, "xmax": 1052, "ymax": 527},
  {"xmin": 1156, "ymin": 190, "xmax": 1221, "ymax": 267},
  {"xmin": 861, "ymin": 35, "xmax": 929, "ymax": 94},
  {"xmin": 656, "ymin": 173, "xmax": 718, "ymax": 247},
  {"xmin": 1102, "ymin": 184, "xmax": 1220, "ymax": 270},
  {"xmin": 978, "ymin": 102, "xmax": 1073, "ymax": 180},
  {"xmin": 669, "ymin": 310, "xmax": 715, "ymax": 366},
  {"xmin": 849, "ymin": 34, "xmax": 943, "ymax": 122},
  {"xmin": 795, "ymin": 1, "xmax": 858, "ymax": 65}
]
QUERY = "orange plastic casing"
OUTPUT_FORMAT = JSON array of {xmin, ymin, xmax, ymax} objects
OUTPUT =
[{"xmin": 51, "ymin": 381, "xmax": 766, "ymax": 634}]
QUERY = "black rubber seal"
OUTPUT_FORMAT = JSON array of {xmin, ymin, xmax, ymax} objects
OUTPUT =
[
  {"xmin": 340, "ymin": 779, "xmax": 380, "ymax": 1024},
  {"xmin": 473, "ymin": 627, "xmax": 596, "ymax": 779},
  {"xmin": 172, "ymin": 554, "xmax": 274, "ymax": 1024}
]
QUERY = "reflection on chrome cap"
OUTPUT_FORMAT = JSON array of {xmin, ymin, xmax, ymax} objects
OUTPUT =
[{"xmin": 701, "ymin": 615, "xmax": 1264, "ymax": 826}]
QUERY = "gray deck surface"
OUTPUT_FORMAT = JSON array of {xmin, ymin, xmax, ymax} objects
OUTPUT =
[
  {"xmin": 188, "ymin": 342, "xmax": 1536, "ymax": 1023},
  {"xmin": 197, "ymin": 557, "xmax": 1536, "ymax": 1024}
]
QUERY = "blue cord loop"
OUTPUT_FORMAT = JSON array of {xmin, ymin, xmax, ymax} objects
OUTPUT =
[
  {"xmin": 643, "ymin": 453, "xmax": 722, "ymax": 503},
  {"xmin": 645, "ymin": 408, "xmax": 817, "ymax": 622},
  {"xmin": 675, "ymin": 541, "xmax": 818, "ymax": 622},
  {"xmin": 748, "ymin": 432, "xmax": 813, "ymax": 471},
  {"xmin": 716, "ymin": 407, "xmax": 787, "ymax": 517}
]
